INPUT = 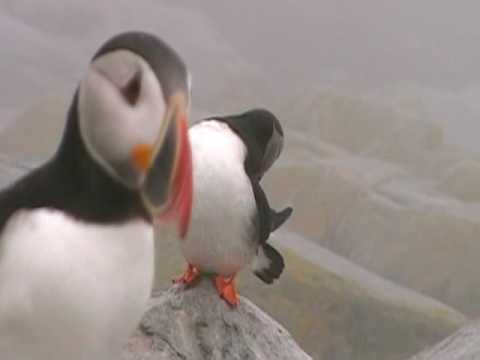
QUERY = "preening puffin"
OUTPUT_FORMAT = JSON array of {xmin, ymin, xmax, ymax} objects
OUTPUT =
[
  {"xmin": 0, "ymin": 31, "xmax": 192, "ymax": 360},
  {"xmin": 176, "ymin": 109, "xmax": 292, "ymax": 306}
]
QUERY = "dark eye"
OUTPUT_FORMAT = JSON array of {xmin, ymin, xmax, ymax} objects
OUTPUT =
[{"xmin": 121, "ymin": 70, "xmax": 142, "ymax": 106}]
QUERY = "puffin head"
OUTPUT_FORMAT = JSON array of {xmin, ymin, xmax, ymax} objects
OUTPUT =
[
  {"xmin": 77, "ymin": 31, "xmax": 192, "ymax": 237},
  {"xmin": 206, "ymin": 109, "xmax": 284, "ymax": 181}
]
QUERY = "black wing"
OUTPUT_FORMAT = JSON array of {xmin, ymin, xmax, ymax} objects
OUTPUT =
[
  {"xmin": 251, "ymin": 181, "xmax": 272, "ymax": 245},
  {"xmin": 270, "ymin": 206, "xmax": 293, "ymax": 232},
  {"xmin": 252, "ymin": 181, "xmax": 294, "ymax": 245}
]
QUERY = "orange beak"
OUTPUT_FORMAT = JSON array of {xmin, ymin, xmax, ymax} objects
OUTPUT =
[
  {"xmin": 131, "ymin": 143, "xmax": 153, "ymax": 172},
  {"xmin": 157, "ymin": 114, "xmax": 192, "ymax": 237}
]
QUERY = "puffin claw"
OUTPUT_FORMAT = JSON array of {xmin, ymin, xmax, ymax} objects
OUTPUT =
[
  {"xmin": 214, "ymin": 275, "xmax": 240, "ymax": 307},
  {"xmin": 173, "ymin": 264, "xmax": 201, "ymax": 286}
]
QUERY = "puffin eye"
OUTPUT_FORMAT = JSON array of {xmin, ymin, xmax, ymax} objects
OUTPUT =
[{"xmin": 121, "ymin": 70, "xmax": 142, "ymax": 106}]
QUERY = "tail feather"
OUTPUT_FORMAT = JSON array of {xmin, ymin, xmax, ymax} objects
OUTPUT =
[
  {"xmin": 270, "ymin": 206, "xmax": 293, "ymax": 232},
  {"xmin": 253, "ymin": 243, "xmax": 285, "ymax": 284}
]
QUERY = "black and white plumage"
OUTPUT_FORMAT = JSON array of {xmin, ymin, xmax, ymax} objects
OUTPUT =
[
  {"xmin": 0, "ymin": 32, "xmax": 192, "ymax": 360},
  {"xmin": 177, "ymin": 109, "xmax": 292, "ymax": 305}
]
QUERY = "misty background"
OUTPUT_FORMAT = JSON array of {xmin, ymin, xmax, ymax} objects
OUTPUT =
[
  {"xmin": 2, "ymin": 1, "xmax": 480, "ymax": 151},
  {"xmin": 1, "ymin": 1, "xmax": 480, "ymax": 359}
]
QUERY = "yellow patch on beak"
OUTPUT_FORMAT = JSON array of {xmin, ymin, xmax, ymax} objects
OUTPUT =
[{"xmin": 131, "ymin": 144, "xmax": 153, "ymax": 171}]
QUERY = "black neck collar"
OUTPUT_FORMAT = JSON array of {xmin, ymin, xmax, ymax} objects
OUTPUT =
[{"xmin": 0, "ymin": 92, "xmax": 150, "ymax": 233}]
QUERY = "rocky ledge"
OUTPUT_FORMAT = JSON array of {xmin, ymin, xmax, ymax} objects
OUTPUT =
[
  {"xmin": 409, "ymin": 320, "xmax": 480, "ymax": 360},
  {"xmin": 122, "ymin": 278, "xmax": 312, "ymax": 360}
]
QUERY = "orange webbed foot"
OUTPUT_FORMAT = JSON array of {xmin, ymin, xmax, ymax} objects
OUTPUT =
[
  {"xmin": 214, "ymin": 275, "xmax": 240, "ymax": 307},
  {"xmin": 173, "ymin": 264, "xmax": 201, "ymax": 287}
]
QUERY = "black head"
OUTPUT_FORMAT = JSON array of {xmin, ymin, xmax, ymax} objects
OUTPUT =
[
  {"xmin": 76, "ymin": 31, "xmax": 193, "ymax": 233},
  {"xmin": 92, "ymin": 31, "xmax": 191, "ymax": 110},
  {"xmin": 76, "ymin": 32, "xmax": 191, "ymax": 189},
  {"xmin": 206, "ymin": 109, "xmax": 284, "ymax": 180}
]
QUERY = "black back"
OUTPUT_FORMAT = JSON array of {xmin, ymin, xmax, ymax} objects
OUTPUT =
[{"xmin": 0, "ymin": 92, "xmax": 149, "ymax": 236}]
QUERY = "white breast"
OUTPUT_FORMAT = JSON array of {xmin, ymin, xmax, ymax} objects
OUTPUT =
[
  {"xmin": 182, "ymin": 121, "xmax": 257, "ymax": 275},
  {"xmin": 0, "ymin": 209, "xmax": 154, "ymax": 360}
]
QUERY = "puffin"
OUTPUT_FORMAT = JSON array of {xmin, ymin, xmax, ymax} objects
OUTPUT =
[
  {"xmin": 175, "ymin": 109, "xmax": 292, "ymax": 306},
  {"xmin": 0, "ymin": 31, "xmax": 192, "ymax": 360}
]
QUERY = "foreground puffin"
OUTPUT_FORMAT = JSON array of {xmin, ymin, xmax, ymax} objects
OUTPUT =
[
  {"xmin": 0, "ymin": 32, "xmax": 192, "ymax": 360},
  {"xmin": 175, "ymin": 109, "xmax": 292, "ymax": 306}
]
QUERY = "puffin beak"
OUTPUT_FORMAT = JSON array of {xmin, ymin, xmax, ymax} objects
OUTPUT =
[
  {"xmin": 131, "ymin": 144, "xmax": 154, "ymax": 174},
  {"xmin": 141, "ymin": 94, "xmax": 193, "ymax": 238}
]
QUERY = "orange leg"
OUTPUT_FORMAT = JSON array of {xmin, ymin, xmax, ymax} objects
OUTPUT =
[
  {"xmin": 214, "ymin": 275, "xmax": 240, "ymax": 307},
  {"xmin": 173, "ymin": 264, "xmax": 201, "ymax": 286}
]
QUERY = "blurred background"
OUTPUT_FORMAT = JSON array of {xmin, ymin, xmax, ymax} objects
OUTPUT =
[{"xmin": 1, "ymin": 1, "xmax": 479, "ymax": 359}]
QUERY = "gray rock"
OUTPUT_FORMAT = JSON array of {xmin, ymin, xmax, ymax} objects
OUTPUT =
[
  {"xmin": 409, "ymin": 321, "xmax": 480, "ymax": 360},
  {"xmin": 152, "ymin": 230, "xmax": 465, "ymax": 360},
  {"xmin": 122, "ymin": 279, "xmax": 312, "ymax": 360}
]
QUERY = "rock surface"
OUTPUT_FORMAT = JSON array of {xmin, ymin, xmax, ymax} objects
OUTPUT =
[
  {"xmin": 409, "ymin": 320, "xmax": 480, "ymax": 360},
  {"xmin": 122, "ymin": 279, "xmax": 312, "ymax": 360},
  {"xmin": 153, "ymin": 231, "xmax": 465, "ymax": 360}
]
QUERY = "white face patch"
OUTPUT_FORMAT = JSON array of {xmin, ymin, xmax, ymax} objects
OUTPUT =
[{"xmin": 78, "ymin": 50, "xmax": 167, "ymax": 187}]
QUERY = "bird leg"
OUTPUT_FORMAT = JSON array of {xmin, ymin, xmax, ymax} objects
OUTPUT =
[
  {"xmin": 173, "ymin": 264, "xmax": 201, "ymax": 286},
  {"xmin": 214, "ymin": 275, "xmax": 240, "ymax": 307}
]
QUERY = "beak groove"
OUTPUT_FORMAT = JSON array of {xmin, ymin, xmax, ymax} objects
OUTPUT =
[{"xmin": 141, "ymin": 94, "xmax": 193, "ymax": 237}]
